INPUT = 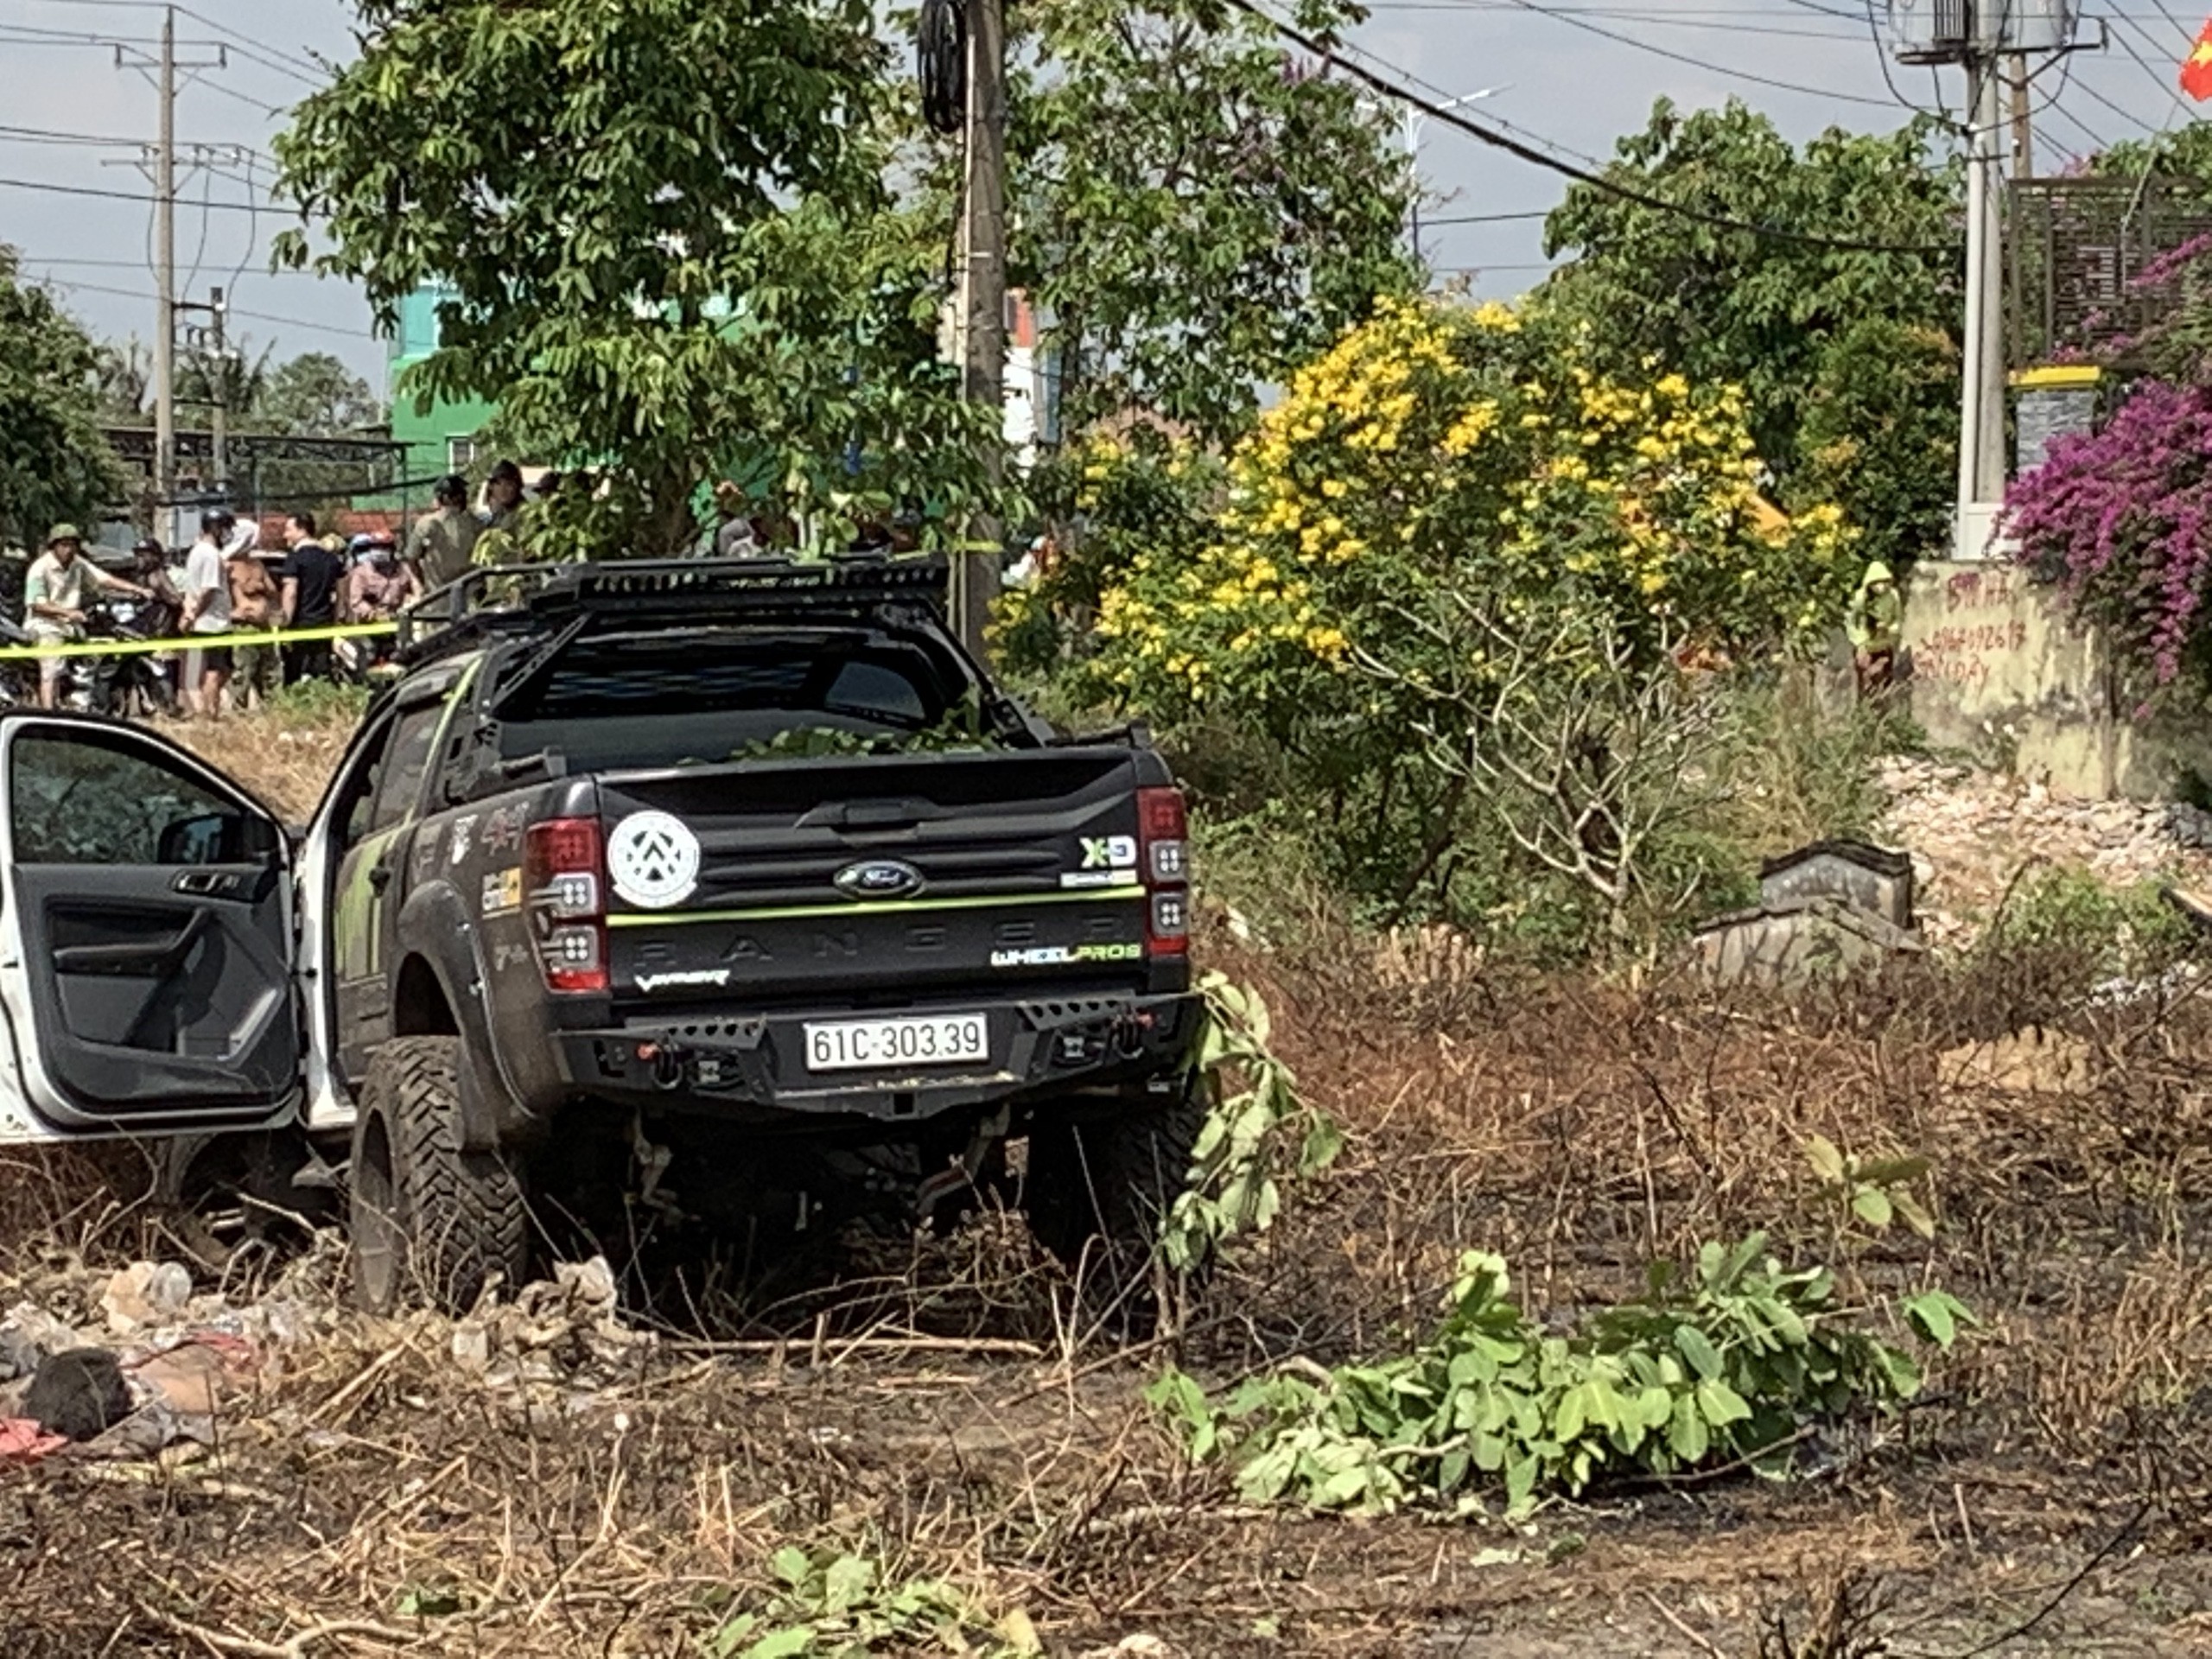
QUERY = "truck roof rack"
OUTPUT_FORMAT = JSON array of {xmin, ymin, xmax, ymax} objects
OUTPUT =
[{"xmin": 391, "ymin": 554, "xmax": 952, "ymax": 667}]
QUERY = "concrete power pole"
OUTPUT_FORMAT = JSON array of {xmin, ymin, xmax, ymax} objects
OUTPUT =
[
  {"xmin": 953, "ymin": 0, "xmax": 1007, "ymax": 660},
  {"xmin": 208, "ymin": 285, "xmax": 228, "ymax": 492},
  {"xmin": 154, "ymin": 4, "xmax": 176, "ymax": 508},
  {"xmin": 1953, "ymin": 11, "xmax": 2017, "ymax": 549}
]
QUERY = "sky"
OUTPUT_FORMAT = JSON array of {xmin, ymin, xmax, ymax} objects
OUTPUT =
[{"xmin": 0, "ymin": 0, "xmax": 2202, "ymax": 404}]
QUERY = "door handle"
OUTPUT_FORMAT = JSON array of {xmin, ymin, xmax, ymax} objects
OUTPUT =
[{"xmin": 368, "ymin": 864, "xmax": 393, "ymax": 893}]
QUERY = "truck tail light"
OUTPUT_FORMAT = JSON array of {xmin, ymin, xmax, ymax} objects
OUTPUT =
[
  {"xmin": 1137, "ymin": 785, "xmax": 1190, "ymax": 957},
  {"xmin": 526, "ymin": 817, "xmax": 607, "ymax": 993}
]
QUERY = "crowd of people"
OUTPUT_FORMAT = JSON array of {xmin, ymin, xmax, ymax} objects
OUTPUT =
[
  {"xmin": 10, "ymin": 460, "xmax": 931, "ymax": 718},
  {"xmin": 6, "ymin": 462, "xmax": 544, "ymax": 718}
]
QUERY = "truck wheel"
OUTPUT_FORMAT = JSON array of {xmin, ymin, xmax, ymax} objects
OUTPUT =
[
  {"xmin": 1023, "ymin": 1085, "xmax": 1207, "ymax": 1333},
  {"xmin": 349, "ymin": 1036, "xmax": 529, "ymax": 1314}
]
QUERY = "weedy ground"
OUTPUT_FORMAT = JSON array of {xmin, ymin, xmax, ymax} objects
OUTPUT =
[{"xmin": 2, "ymin": 707, "xmax": 2209, "ymax": 1656}]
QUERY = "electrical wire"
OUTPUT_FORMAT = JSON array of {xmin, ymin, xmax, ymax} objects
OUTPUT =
[
  {"xmin": 2071, "ymin": 73, "xmax": 2164, "ymax": 134},
  {"xmin": 0, "ymin": 121, "xmax": 144, "ymax": 148},
  {"xmin": 8, "ymin": 0, "xmax": 327, "ymax": 80},
  {"xmin": 1862, "ymin": 0, "xmax": 1956, "ymax": 125},
  {"xmin": 1363, "ymin": 3, "xmax": 1865, "ymax": 34},
  {"xmin": 23, "ymin": 269, "xmax": 373, "ymax": 341},
  {"xmin": 2043, "ymin": 95, "xmax": 2117, "ymax": 152},
  {"xmin": 219, "ymin": 151, "xmax": 262, "ymax": 302},
  {"xmin": 1479, "ymin": 0, "xmax": 1904, "ymax": 109},
  {"xmin": 1420, "ymin": 208, "xmax": 1554, "ymax": 224},
  {"xmin": 0, "ymin": 173, "xmax": 264, "ymax": 210},
  {"xmin": 2145, "ymin": 0, "xmax": 2195, "ymax": 41},
  {"xmin": 1232, "ymin": 0, "xmax": 1961, "ymax": 253},
  {"xmin": 2102, "ymin": 8, "xmax": 2201, "ymax": 118}
]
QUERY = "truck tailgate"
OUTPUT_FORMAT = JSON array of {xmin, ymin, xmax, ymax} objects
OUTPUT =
[{"xmin": 594, "ymin": 748, "xmax": 1157, "ymax": 1007}]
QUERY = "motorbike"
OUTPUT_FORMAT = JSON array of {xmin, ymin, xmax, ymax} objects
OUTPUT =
[
  {"xmin": 84, "ymin": 598, "xmax": 179, "ymax": 718},
  {"xmin": 0, "ymin": 616, "xmax": 39, "ymax": 709}
]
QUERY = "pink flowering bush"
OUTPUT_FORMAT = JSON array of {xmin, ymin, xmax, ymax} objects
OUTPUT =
[{"xmin": 2004, "ymin": 378, "xmax": 2212, "ymax": 691}]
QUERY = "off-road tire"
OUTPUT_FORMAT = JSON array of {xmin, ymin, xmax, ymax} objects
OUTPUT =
[
  {"xmin": 349, "ymin": 1036, "xmax": 529, "ymax": 1314},
  {"xmin": 1023, "ymin": 1084, "xmax": 1207, "ymax": 1335}
]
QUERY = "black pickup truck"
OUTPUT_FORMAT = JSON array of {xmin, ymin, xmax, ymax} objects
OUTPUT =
[{"xmin": 0, "ymin": 558, "xmax": 1202, "ymax": 1315}]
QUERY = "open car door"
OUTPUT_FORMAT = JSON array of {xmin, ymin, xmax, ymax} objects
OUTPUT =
[{"xmin": 0, "ymin": 714, "xmax": 299, "ymax": 1144}]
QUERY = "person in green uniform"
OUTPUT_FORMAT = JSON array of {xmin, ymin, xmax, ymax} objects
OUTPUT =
[
  {"xmin": 404, "ymin": 474, "xmax": 480, "ymax": 594},
  {"xmin": 1847, "ymin": 560, "xmax": 1904, "ymax": 700}
]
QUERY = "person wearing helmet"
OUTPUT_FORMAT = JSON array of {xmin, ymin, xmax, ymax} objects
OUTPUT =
[
  {"xmin": 179, "ymin": 509, "xmax": 238, "ymax": 717},
  {"xmin": 405, "ymin": 474, "xmax": 480, "ymax": 593},
  {"xmin": 1846, "ymin": 559, "xmax": 1904, "ymax": 700},
  {"xmin": 480, "ymin": 458, "xmax": 525, "ymax": 535},
  {"xmin": 347, "ymin": 531, "xmax": 419, "ymax": 621},
  {"xmin": 23, "ymin": 524, "xmax": 149, "ymax": 709}
]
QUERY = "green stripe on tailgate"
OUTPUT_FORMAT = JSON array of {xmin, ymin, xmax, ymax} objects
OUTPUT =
[{"xmin": 606, "ymin": 884, "xmax": 1145, "ymax": 930}]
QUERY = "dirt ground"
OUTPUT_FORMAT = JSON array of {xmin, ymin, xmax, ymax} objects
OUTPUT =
[
  {"xmin": 6, "ymin": 930, "xmax": 2210, "ymax": 1656},
  {"xmin": 3, "ymin": 712, "xmax": 2209, "ymax": 1655}
]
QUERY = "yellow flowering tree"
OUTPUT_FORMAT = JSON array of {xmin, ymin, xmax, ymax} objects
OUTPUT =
[{"xmin": 1088, "ymin": 295, "xmax": 1859, "ymax": 935}]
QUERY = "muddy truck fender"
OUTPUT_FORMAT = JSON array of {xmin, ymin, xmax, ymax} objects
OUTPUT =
[{"xmin": 390, "ymin": 842, "xmax": 545, "ymax": 1154}]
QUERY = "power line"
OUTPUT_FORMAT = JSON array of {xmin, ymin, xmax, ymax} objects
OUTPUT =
[
  {"xmin": 9, "ymin": 0, "xmax": 326, "ymax": 79},
  {"xmin": 24, "ymin": 268, "xmax": 376, "ymax": 342},
  {"xmin": 2101, "ymin": 9, "xmax": 2201, "ymax": 118},
  {"xmin": 1242, "ymin": 0, "xmax": 1961, "ymax": 253},
  {"xmin": 2070, "ymin": 73, "xmax": 2163, "ymax": 134},
  {"xmin": 1363, "ymin": 3, "xmax": 1865, "ymax": 35},
  {"xmin": 2044, "ymin": 95, "xmax": 2117, "ymax": 152},
  {"xmin": 1479, "ymin": 0, "xmax": 1907, "ymax": 108},
  {"xmin": 0, "ymin": 172, "xmax": 265, "ymax": 210},
  {"xmin": 1421, "ymin": 208, "xmax": 1554, "ymax": 224}
]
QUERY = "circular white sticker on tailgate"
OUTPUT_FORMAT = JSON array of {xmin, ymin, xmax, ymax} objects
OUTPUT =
[{"xmin": 607, "ymin": 810, "xmax": 700, "ymax": 909}]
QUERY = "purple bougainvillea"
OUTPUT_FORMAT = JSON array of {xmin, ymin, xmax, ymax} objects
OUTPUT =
[{"xmin": 2005, "ymin": 378, "xmax": 2212, "ymax": 695}]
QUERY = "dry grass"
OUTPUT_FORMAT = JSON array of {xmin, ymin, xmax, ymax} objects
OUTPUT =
[
  {"xmin": 8, "ymin": 834, "xmax": 2212, "ymax": 1649},
  {"xmin": 163, "ymin": 690, "xmax": 365, "ymax": 823}
]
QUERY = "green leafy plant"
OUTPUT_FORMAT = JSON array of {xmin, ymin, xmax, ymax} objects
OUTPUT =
[
  {"xmin": 1150, "ymin": 1234, "xmax": 1966, "ymax": 1518},
  {"xmin": 1158, "ymin": 972, "xmax": 1343, "ymax": 1272},
  {"xmin": 1805, "ymin": 1135, "xmax": 1936, "ymax": 1239},
  {"xmin": 702, "ymin": 1546, "xmax": 1037, "ymax": 1659}
]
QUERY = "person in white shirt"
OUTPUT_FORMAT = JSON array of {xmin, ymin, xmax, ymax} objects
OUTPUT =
[
  {"xmin": 22, "ymin": 524, "xmax": 149, "ymax": 709},
  {"xmin": 178, "ymin": 509, "xmax": 237, "ymax": 718}
]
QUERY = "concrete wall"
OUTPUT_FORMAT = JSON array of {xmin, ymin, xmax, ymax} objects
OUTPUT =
[{"xmin": 1901, "ymin": 560, "xmax": 2212, "ymax": 801}]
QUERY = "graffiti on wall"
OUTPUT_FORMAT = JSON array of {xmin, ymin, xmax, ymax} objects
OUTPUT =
[{"xmin": 1910, "ymin": 569, "xmax": 2032, "ymax": 690}]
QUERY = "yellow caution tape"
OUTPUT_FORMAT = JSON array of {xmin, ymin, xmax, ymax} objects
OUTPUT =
[{"xmin": 0, "ymin": 620, "xmax": 400, "ymax": 662}]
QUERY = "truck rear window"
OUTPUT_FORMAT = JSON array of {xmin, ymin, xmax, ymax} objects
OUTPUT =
[{"xmin": 493, "ymin": 631, "xmax": 982, "ymax": 771}]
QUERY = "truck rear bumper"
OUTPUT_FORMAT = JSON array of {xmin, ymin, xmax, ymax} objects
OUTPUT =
[{"xmin": 556, "ymin": 991, "xmax": 1198, "ymax": 1126}]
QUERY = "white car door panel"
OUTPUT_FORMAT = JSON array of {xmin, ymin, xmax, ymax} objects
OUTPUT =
[{"xmin": 0, "ymin": 714, "xmax": 300, "ymax": 1144}]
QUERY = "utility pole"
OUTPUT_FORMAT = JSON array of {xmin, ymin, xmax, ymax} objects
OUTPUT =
[
  {"xmin": 207, "ymin": 286, "xmax": 227, "ymax": 491},
  {"xmin": 117, "ymin": 5, "xmax": 224, "ymax": 530},
  {"xmin": 2007, "ymin": 52, "xmax": 2034, "ymax": 176},
  {"xmin": 1950, "ymin": 8, "xmax": 2021, "ymax": 548},
  {"xmin": 1974, "ymin": 57, "xmax": 2007, "ymax": 507},
  {"xmin": 1955, "ymin": 55, "xmax": 1986, "ymax": 526},
  {"xmin": 154, "ymin": 3, "xmax": 176, "ymax": 511},
  {"xmin": 952, "ymin": 0, "xmax": 1007, "ymax": 660}
]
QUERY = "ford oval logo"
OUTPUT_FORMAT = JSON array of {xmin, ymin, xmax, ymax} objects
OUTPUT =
[{"xmin": 836, "ymin": 859, "xmax": 926, "ymax": 900}]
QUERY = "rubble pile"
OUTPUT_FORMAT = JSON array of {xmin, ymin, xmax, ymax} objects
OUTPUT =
[
  {"xmin": 0, "ymin": 1244, "xmax": 645, "ymax": 1465},
  {"xmin": 1873, "ymin": 756, "xmax": 2212, "ymax": 949}
]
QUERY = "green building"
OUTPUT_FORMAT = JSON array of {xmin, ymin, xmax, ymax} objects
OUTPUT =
[{"xmin": 387, "ymin": 286, "xmax": 497, "ymax": 493}]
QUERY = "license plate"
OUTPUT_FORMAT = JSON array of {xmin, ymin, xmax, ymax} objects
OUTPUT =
[{"xmin": 803, "ymin": 1013, "xmax": 989, "ymax": 1072}]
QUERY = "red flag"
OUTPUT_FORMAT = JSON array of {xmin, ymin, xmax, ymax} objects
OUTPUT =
[{"xmin": 2183, "ymin": 20, "xmax": 2212, "ymax": 100}]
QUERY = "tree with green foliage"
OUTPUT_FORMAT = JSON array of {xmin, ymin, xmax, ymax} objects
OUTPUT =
[
  {"xmin": 0, "ymin": 249, "xmax": 122, "ymax": 548},
  {"xmin": 256, "ymin": 351, "xmax": 382, "ymax": 438},
  {"xmin": 998, "ymin": 0, "xmax": 1418, "ymax": 443},
  {"xmin": 274, "ymin": 0, "xmax": 917, "ymax": 556},
  {"xmin": 1541, "ymin": 99, "xmax": 1962, "ymax": 570}
]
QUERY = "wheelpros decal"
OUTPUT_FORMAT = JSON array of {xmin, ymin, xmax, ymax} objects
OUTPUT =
[{"xmin": 607, "ymin": 810, "xmax": 702, "ymax": 909}]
